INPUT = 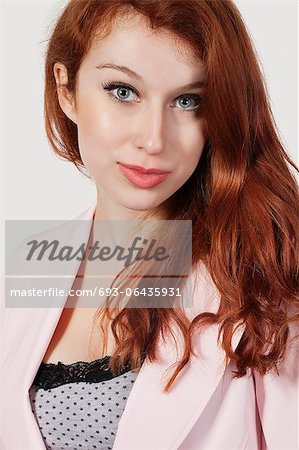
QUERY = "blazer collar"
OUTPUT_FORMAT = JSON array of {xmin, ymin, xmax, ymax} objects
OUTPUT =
[
  {"xmin": 112, "ymin": 264, "xmax": 245, "ymax": 449},
  {"xmin": 1, "ymin": 203, "xmax": 96, "ymax": 450}
]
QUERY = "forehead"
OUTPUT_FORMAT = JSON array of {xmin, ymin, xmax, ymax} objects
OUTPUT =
[{"xmin": 84, "ymin": 12, "xmax": 204, "ymax": 87}]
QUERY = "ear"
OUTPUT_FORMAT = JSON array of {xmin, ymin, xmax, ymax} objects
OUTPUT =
[{"xmin": 53, "ymin": 62, "xmax": 78, "ymax": 124}]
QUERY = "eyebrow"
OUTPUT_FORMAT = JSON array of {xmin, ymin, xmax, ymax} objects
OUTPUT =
[{"xmin": 95, "ymin": 63, "xmax": 205, "ymax": 90}]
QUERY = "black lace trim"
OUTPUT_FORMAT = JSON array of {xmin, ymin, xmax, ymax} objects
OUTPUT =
[{"xmin": 32, "ymin": 356, "xmax": 134, "ymax": 391}]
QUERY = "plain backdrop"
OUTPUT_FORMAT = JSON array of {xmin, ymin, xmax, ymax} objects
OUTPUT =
[{"xmin": 0, "ymin": 0, "xmax": 298, "ymax": 229}]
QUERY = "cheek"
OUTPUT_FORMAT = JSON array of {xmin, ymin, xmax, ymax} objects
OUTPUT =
[
  {"xmin": 76, "ymin": 106, "xmax": 127, "ymax": 172},
  {"xmin": 175, "ymin": 125, "xmax": 206, "ymax": 171},
  {"xmin": 77, "ymin": 104, "xmax": 117, "ymax": 145}
]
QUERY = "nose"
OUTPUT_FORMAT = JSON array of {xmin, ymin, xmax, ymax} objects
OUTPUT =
[{"xmin": 132, "ymin": 102, "xmax": 166, "ymax": 154}]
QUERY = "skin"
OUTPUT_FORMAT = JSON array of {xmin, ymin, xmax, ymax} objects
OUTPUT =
[
  {"xmin": 46, "ymin": 13, "xmax": 207, "ymax": 363},
  {"xmin": 54, "ymin": 12, "xmax": 206, "ymax": 225}
]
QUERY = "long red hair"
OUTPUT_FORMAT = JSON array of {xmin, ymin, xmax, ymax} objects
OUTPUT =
[{"xmin": 44, "ymin": 0, "xmax": 299, "ymax": 392}]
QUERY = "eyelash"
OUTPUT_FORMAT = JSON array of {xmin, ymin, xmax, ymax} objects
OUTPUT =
[{"xmin": 101, "ymin": 81, "xmax": 202, "ymax": 113}]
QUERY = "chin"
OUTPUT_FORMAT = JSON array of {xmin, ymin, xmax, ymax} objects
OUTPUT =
[{"xmin": 121, "ymin": 196, "xmax": 164, "ymax": 212}]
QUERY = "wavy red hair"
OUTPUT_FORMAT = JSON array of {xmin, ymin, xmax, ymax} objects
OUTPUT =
[{"xmin": 44, "ymin": 0, "xmax": 299, "ymax": 392}]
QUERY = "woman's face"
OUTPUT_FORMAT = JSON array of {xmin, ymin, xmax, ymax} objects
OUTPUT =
[{"xmin": 55, "ymin": 13, "xmax": 206, "ymax": 218}]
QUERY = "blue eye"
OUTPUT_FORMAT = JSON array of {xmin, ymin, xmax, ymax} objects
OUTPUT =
[
  {"xmin": 102, "ymin": 82, "xmax": 138, "ymax": 103},
  {"xmin": 173, "ymin": 95, "xmax": 201, "ymax": 112},
  {"xmin": 115, "ymin": 87, "xmax": 132, "ymax": 100}
]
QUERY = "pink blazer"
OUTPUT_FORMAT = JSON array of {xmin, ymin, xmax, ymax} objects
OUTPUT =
[{"xmin": 1, "ymin": 203, "xmax": 298, "ymax": 450}]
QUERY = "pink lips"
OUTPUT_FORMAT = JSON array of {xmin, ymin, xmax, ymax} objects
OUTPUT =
[{"xmin": 118, "ymin": 163, "xmax": 170, "ymax": 189}]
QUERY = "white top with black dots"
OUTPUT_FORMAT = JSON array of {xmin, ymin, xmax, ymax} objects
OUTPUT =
[{"xmin": 29, "ymin": 356, "xmax": 140, "ymax": 450}]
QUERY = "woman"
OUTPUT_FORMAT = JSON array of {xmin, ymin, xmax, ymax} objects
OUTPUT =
[{"xmin": 1, "ymin": 0, "xmax": 298, "ymax": 449}]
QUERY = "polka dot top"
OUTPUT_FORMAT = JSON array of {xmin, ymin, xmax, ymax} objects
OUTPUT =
[{"xmin": 29, "ymin": 356, "xmax": 140, "ymax": 450}]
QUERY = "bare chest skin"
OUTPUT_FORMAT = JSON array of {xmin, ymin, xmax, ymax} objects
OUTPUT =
[
  {"xmin": 43, "ymin": 275, "xmax": 116, "ymax": 364},
  {"xmin": 42, "ymin": 307, "xmax": 110, "ymax": 364},
  {"xmin": 42, "ymin": 229, "xmax": 129, "ymax": 364}
]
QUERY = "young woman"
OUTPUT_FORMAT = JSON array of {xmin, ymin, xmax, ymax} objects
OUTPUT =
[{"xmin": 1, "ymin": 1, "xmax": 298, "ymax": 449}]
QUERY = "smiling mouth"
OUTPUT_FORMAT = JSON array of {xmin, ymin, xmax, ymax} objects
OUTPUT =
[{"xmin": 117, "ymin": 163, "xmax": 169, "ymax": 189}]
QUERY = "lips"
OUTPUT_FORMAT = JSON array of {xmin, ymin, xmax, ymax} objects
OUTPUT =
[
  {"xmin": 118, "ymin": 163, "xmax": 169, "ymax": 174},
  {"xmin": 117, "ymin": 163, "xmax": 170, "ymax": 189}
]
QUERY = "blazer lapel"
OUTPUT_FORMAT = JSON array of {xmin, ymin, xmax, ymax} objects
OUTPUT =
[
  {"xmin": 1, "ymin": 203, "xmax": 96, "ymax": 450},
  {"xmin": 113, "ymin": 263, "xmax": 245, "ymax": 450}
]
